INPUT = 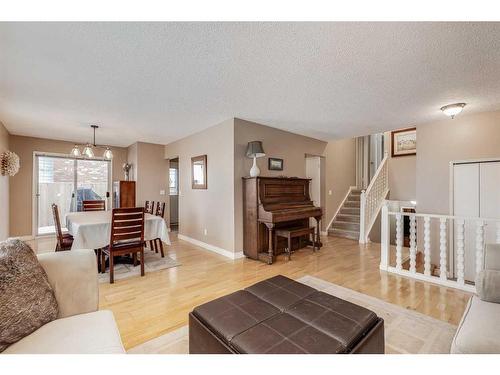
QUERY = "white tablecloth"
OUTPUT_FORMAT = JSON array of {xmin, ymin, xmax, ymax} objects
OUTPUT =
[{"xmin": 65, "ymin": 211, "xmax": 170, "ymax": 250}]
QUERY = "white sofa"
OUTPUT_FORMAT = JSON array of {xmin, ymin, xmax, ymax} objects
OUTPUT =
[
  {"xmin": 451, "ymin": 244, "xmax": 500, "ymax": 354},
  {"xmin": 3, "ymin": 249, "xmax": 125, "ymax": 354}
]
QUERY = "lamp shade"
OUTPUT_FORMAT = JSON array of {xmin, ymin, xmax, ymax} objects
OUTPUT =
[{"xmin": 246, "ymin": 141, "xmax": 265, "ymax": 158}]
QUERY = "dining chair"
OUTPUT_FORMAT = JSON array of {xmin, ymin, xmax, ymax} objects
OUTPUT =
[
  {"xmin": 144, "ymin": 200, "xmax": 155, "ymax": 214},
  {"xmin": 82, "ymin": 200, "xmax": 106, "ymax": 211},
  {"xmin": 51, "ymin": 203, "xmax": 73, "ymax": 251},
  {"xmin": 155, "ymin": 201, "xmax": 166, "ymax": 217},
  {"xmin": 101, "ymin": 207, "xmax": 145, "ymax": 284},
  {"xmin": 149, "ymin": 202, "xmax": 166, "ymax": 257}
]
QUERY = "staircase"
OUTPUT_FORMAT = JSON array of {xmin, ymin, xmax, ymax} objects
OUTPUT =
[{"xmin": 328, "ymin": 189, "xmax": 362, "ymax": 240}]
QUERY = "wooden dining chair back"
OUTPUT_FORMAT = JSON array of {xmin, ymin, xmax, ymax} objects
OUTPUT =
[
  {"xmin": 102, "ymin": 207, "xmax": 145, "ymax": 283},
  {"xmin": 51, "ymin": 203, "xmax": 73, "ymax": 251},
  {"xmin": 145, "ymin": 200, "xmax": 155, "ymax": 214},
  {"xmin": 155, "ymin": 201, "xmax": 166, "ymax": 218},
  {"xmin": 147, "ymin": 201, "xmax": 166, "ymax": 258},
  {"xmin": 82, "ymin": 200, "xmax": 106, "ymax": 211}
]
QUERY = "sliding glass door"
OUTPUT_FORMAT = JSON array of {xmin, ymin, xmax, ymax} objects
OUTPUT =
[
  {"xmin": 75, "ymin": 159, "xmax": 110, "ymax": 212},
  {"xmin": 35, "ymin": 154, "xmax": 111, "ymax": 236}
]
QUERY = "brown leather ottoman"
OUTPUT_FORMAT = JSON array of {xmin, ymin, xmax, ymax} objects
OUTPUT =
[{"xmin": 189, "ymin": 275, "xmax": 384, "ymax": 354}]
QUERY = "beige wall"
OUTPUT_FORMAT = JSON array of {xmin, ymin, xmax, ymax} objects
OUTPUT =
[
  {"xmin": 324, "ymin": 138, "xmax": 357, "ymax": 229},
  {"xmin": 165, "ymin": 119, "xmax": 235, "ymax": 252},
  {"xmin": 126, "ymin": 142, "xmax": 138, "ymax": 181},
  {"xmin": 384, "ymin": 131, "xmax": 416, "ymax": 202},
  {"xmin": 133, "ymin": 142, "xmax": 169, "ymax": 209},
  {"xmin": 0, "ymin": 122, "xmax": 9, "ymax": 240},
  {"xmin": 9, "ymin": 135, "xmax": 127, "ymax": 237},
  {"xmin": 233, "ymin": 118, "xmax": 328, "ymax": 251},
  {"xmin": 416, "ymin": 110, "xmax": 500, "ymax": 215}
]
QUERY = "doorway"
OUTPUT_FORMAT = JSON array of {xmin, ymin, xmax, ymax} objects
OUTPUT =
[
  {"xmin": 305, "ymin": 155, "xmax": 324, "ymax": 230},
  {"xmin": 34, "ymin": 153, "xmax": 111, "ymax": 236},
  {"xmin": 169, "ymin": 158, "xmax": 179, "ymax": 232},
  {"xmin": 356, "ymin": 134, "xmax": 385, "ymax": 189}
]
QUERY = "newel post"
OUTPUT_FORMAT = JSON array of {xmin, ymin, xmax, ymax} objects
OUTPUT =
[
  {"xmin": 359, "ymin": 190, "xmax": 366, "ymax": 243},
  {"xmin": 380, "ymin": 201, "xmax": 389, "ymax": 270}
]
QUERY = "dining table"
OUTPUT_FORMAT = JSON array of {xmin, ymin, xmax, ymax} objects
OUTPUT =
[{"xmin": 65, "ymin": 210, "xmax": 171, "ymax": 250}]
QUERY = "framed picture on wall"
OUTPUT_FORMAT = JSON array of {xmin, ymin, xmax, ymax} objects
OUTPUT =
[
  {"xmin": 391, "ymin": 127, "xmax": 416, "ymax": 157},
  {"xmin": 191, "ymin": 155, "xmax": 207, "ymax": 189},
  {"xmin": 268, "ymin": 157, "xmax": 284, "ymax": 171}
]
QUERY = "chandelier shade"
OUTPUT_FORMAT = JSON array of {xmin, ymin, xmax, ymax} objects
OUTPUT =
[{"xmin": 70, "ymin": 125, "xmax": 113, "ymax": 159}]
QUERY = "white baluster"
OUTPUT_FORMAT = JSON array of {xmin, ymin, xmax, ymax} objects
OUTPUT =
[
  {"xmin": 476, "ymin": 220, "xmax": 485, "ymax": 276},
  {"xmin": 424, "ymin": 216, "xmax": 431, "ymax": 276},
  {"xmin": 359, "ymin": 190, "xmax": 366, "ymax": 243},
  {"xmin": 496, "ymin": 222, "xmax": 500, "ymax": 244},
  {"xmin": 395, "ymin": 213, "xmax": 403, "ymax": 270},
  {"xmin": 439, "ymin": 218, "xmax": 447, "ymax": 280},
  {"xmin": 380, "ymin": 202, "xmax": 390, "ymax": 270},
  {"xmin": 456, "ymin": 219, "xmax": 465, "ymax": 286},
  {"xmin": 409, "ymin": 215, "xmax": 417, "ymax": 274}
]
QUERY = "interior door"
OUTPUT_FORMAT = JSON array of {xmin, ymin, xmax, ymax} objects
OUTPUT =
[
  {"xmin": 480, "ymin": 162, "xmax": 500, "ymax": 245},
  {"xmin": 306, "ymin": 156, "xmax": 321, "ymax": 228},
  {"xmin": 453, "ymin": 163, "xmax": 479, "ymax": 282}
]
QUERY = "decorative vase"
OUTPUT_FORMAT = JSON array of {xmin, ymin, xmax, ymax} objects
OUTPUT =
[
  {"xmin": 122, "ymin": 163, "xmax": 132, "ymax": 181},
  {"xmin": 249, "ymin": 156, "xmax": 260, "ymax": 177}
]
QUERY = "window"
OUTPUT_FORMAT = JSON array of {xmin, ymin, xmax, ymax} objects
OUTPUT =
[{"xmin": 169, "ymin": 167, "xmax": 178, "ymax": 195}]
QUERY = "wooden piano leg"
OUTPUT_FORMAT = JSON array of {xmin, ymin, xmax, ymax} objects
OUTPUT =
[
  {"xmin": 265, "ymin": 223, "xmax": 275, "ymax": 265},
  {"xmin": 314, "ymin": 217, "xmax": 321, "ymax": 251}
]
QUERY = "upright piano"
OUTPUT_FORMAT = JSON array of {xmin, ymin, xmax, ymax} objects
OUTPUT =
[{"xmin": 242, "ymin": 176, "xmax": 323, "ymax": 264}]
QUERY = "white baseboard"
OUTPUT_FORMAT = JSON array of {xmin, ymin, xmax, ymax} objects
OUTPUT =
[{"xmin": 177, "ymin": 234, "xmax": 244, "ymax": 260}]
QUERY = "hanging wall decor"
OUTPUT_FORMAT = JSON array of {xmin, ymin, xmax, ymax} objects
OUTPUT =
[{"xmin": 0, "ymin": 150, "xmax": 20, "ymax": 176}]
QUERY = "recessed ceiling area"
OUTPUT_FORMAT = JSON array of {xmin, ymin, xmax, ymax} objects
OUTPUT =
[{"xmin": 1, "ymin": 22, "xmax": 500, "ymax": 147}]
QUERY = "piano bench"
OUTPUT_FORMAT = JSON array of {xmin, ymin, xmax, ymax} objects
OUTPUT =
[{"xmin": 274, "ymin": 226, "xmax": 318, "ymax": 260}]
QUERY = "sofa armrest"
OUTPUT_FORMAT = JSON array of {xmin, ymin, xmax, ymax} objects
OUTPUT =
[
  {"xmin": 476, "ymin": 270, "xmax": 500, "ymax": 303},
  {"xmin": 484, "ymin": 244, "xmax": 500, "ymax": 270},
  {"xmin": 37, "ymin": 249, "xmax": 98, "ymax": 319}
]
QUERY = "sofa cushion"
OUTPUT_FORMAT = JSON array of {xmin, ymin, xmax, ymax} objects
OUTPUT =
[
  {"xmin": 245, "ymin": 275, "xmax": 317, "ymax": 311},
  {"xmin": 3, "ymin": 310, "xmax": 125, "ymax": 354},
  {"xmin": 0, "ymin": 239, "xmax": 58, "ymax": 352},
  {"xmin": 451, "ymin": 296, "xmax": 500, "ymax": 354}
]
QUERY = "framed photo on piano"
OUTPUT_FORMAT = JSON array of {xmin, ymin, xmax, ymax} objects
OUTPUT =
[{"xmin": 268, "ymin": 157, "xmax": 283, "ymax": 171}]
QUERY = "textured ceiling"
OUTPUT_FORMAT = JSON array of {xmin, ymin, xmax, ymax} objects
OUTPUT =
[{"xmin": 1, "ymin": 22, "xmax": 500, "ymax": 147}]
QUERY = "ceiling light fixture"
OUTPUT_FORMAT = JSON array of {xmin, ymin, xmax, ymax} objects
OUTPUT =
[
  {"xmin": 440, "ymin": 103, "xmax": 466, "ymax": 119},
  {"xmin": 70, "ymin": 125, "xmax": 113, "ymax": 159}
]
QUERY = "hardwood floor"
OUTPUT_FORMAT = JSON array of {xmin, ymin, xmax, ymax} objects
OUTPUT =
[{"xmin": 29, "ymin": 233, "xmax": 471, "ymax": 350}]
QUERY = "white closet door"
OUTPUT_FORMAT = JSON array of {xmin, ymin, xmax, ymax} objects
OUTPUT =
[
  {"xmin": 480, "ymin": 162, "xmax": 500, "ymax": 245},
  {"xmin": 453, "ymin": 163, "xmax": 479, "ymax": 282}
]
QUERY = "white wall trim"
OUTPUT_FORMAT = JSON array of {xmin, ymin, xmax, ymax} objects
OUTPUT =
[
  {"xmin": 326, "ymin": 185, "xmax": 357, "ymax": 231},
  {"xmin": 177, "ymin": 234, "xmax": 244, "ymax": 260}
]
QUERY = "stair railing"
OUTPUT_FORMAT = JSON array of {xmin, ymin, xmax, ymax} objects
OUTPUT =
[
  {"xmin": 380, "ymin": 203, "xmax": 500, "ymax": 293},
  {"xmin": 359, "ymin": 152, "xmax": 389, "ymax": 243}
]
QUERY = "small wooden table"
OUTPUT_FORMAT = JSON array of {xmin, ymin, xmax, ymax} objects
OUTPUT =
[{"xmin": 274, "ymin": 226, "xmax": 318, "ymax": 260}]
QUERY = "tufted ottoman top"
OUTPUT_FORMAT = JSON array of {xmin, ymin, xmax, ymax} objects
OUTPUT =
[{"xmin": 192, "ymin": 275, "xmax": 380, "ymax": 354}]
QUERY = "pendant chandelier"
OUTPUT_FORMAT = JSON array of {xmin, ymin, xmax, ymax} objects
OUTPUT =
[{"xmin": 70, "ymin": 125, "xmax": 113, "ymax": 159}]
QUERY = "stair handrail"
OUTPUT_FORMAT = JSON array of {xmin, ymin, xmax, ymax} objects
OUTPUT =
[{"xmin": 359, "ymin": 152, "xmax": 389, "ymax": 243}]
